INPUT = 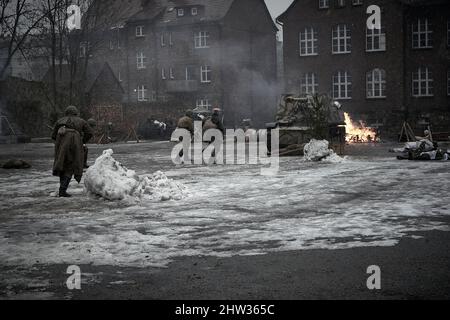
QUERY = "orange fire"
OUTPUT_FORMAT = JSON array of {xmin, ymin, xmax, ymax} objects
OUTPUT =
[{"xmin": 344, "ymin": 113, "xmax": 378, "ymax": 143}]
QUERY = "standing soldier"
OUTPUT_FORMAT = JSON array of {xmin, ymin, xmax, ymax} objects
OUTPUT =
[{"xmin": 52, "ymin": 106, "xmax": 93, "ymax": 197}]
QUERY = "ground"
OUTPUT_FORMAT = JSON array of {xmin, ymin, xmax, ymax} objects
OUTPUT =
[{"xmin": 0, "ymin": 141, "xmax": 449, "ymax": 300}]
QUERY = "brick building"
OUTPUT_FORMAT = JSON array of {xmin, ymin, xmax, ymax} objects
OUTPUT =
[
  {"xmin": 278, "ymin": 0, "xmax": 450, "ymax": 135},
  {"xmin": 84, "ymin": 0, "xmax": 278, "ymax": 128}
]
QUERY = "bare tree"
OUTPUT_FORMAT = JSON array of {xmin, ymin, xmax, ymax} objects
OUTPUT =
[{"xmin": 0, "ymin": 0, "xmax": 49, "ymax": 79}]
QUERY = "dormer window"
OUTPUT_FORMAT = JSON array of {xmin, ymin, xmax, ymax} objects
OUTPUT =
[
  {"xmin": 191, "ymin": 7, "xmax": 198, "ymax": 16},
  {"xmin": 177, "ymin": 8, "xmax": 184, "ymax": 17},
  {"xmin": 136, "ymin": 26, "xmax": 144, "ymax": 37}
]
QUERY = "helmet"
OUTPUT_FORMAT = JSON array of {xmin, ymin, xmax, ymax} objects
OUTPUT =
[
  {"xmin": 87, "ymin": 118, "xmax": 97, "ymax": 128},
  {"xmin": 65, "ymin": 106, "xmax": 79, "ymax": 116}
]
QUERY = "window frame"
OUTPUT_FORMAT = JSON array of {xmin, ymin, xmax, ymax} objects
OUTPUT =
[
  {"xmin": 412, "ymin": 18, "xmax": 433, "ymax": 49},
  {"xmin": 319, "ymin": 0, "xmax": 330, "ymax": 9},
  {"xmin": 332, "ymin": 24, "xmax": 351, "ymax": 54},
  {"xmin": 137, "ymin": 85, "xmax": 148, "ymax": 102},
  {"xmin": 196, "ymin": 98, "xmax": 212, "ymax": 110},
  {"xmin": 177, "ymin": 8, "xmax": 184, "ymax": 17},
  {"xmin": 366, "ymin": 25, "xmax": 386, "ymax": 52},
  {"xmin": 352, "ymin": 0, "xmax": 363, "ymax": 6},
  {"xmin": 366, "ymin": 68, "xmax": 386, "ymax": 99},
  {"xmin": 136, "ymin": 51, "xmax": 147, "ymax": 69},
  {"xmin": 136, "ymin": 26, "xmax": 144, "ymax": 37},
  {"xmin": 332, "ymin": 71, "xmax": 352, "ymax": 100},
  {"xmin": 191, "ymin": 7, "xmax": 198, "ymax": 16},
  {"xmin": 194, "ymin": 31, "xmax": 210, "ymax": 49},
  {"xmin": 200, "ymin": 65, "xmax": 211, "ymax": 83},
  {"xmin": 300, "ymin": 73, "xmax": 319, "ymax": 95},
  {"xmin": 299, "ymin": 27, "xmax": 318, "ymax": 56},
  {"xmin": 412, "ymin": 67, "xmax": 434, "ymax": 97}
]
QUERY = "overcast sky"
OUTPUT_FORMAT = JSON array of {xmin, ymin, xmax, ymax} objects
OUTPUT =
[{"xmin": 265, "ymin": 0, "xmax": 295, "ymax": 19}]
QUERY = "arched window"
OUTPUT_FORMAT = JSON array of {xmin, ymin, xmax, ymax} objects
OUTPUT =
[{"xmin": 366, "ymin": 69, "xmax": 386, "ymax": 98}]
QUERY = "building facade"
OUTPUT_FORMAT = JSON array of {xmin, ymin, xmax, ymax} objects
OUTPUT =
[
  {"xmin": 86, "ymin": 0, "xmax": 278, "ymax": 128},
  {"xmin": 278, "ymin": 0, "xmax": 450, "ymax": 134}
]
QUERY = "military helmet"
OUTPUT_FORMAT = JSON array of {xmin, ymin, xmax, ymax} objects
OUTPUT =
[
  {"xmin": 65, "ymin": 105, "xmax": 79, "ymax": 117},
  {"xmin": 87, "ymin": 118, "xmax": 97, "ymax": 128}
]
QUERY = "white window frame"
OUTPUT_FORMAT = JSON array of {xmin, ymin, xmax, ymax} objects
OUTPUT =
[
  {"xmin": 161, "ymin": 68, "xmax": 166, "ymax": 80},
  {"xmin": 337, "ymin": 0, "xmax": 346, "ymax": 8},
  {"xmin": 191, "ymin": 7, "xmax": 198, "ymax": 16},
  {"xmin": 412, "ymin": 18, "xmax": 433, "ymax": 49},
  {"xmin": 333, "ymin": 71, "xmax": 352, "ymax": 99},
  {"xmin": 200, "ymin": 65, "xmax": 211, "ymax": 83},
  {"xmin": 170, "ymin": 67, "xmax": 174, "ymax": 79},
  {"xmin": 194, "ymin": 31, "xmax": 210, "ymax": 49},
  {"xmin": 299, "ymin": 27, "xmax": 318, "ymax": 56},
  {"xmin": 352, "ymin": 0, "xmax": 362, "ymax": 5},
  {"xmin": 177, "ymin": 8, "xmax": 184, "ymax": 17},
  {"xmin": 319, "ymin": 0, "xmax": 329, "ymax": 9},
  {"xmin": 118, "ymin": 71, "xmax": 122, "ymax": 82},
  {"xmin": 196, "ymin": 98, "xmax": 211, "ymax": 110},
  {"xmin": 136, "ymin": 52, "xmax": 146, "ymax": 69},
  {"xmin": 136, "ymin": 26, "xmax": 144, "ymax": 37},
  {"xmin": 137, "ymin": 85, "xmax": 148, "ymax": 102},
  {"xmin": 169, "ymin": 32, "xmax": 173, "ymax": 46},
  {"xmin": 412, "ymin": 67, "xmax": 433, "ymax": 97},
  {"xmin": 160, "ymin": 34, "xmax": 166, "ymax": 47},
  {"xmin": 366, "ymin": 25, "xmax": 386, "ymax": 52},
  {"xmin": 300, "ymin": 73, "xmax": 318, "ymax": 94},
  {"xmin": 109, "ymin": 40, "xmax": 114, "ymax": 50},
  {"xmin": 332, "ymin": 24, "xmax": 351, "ymax": 54},
  {"xmin": 79, "ymin": 42, "xmax": 87, "ymax": 58},
  {"xmin": 366, "ymin": 69, "xmax": 386, "ymax": 99}
]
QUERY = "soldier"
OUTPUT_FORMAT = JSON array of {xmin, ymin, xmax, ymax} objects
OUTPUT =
[
  {"xmin": 210, "ymin": 108, "xmax": 225, "ymax": 135},
  {"xmin": 52, "ymin": 106, "xmax": 93, "ymax": 197},
  {"xmin": 177, "ymin": 110, "xmax": 195, "ymax": 137}
]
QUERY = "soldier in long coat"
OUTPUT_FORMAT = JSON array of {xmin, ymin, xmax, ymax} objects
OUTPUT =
[{"xmin": 52, "ymin": 106, "xmax": 93, "ymax": 197}]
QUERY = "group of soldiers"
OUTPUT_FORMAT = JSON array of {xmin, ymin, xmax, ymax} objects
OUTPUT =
[
  {"xmin": 51, "ymin": 106, "xmax": 225, "ymax": 197},
  {"xmin": 177, "ymin": 108, "xmax": 225, "ymax": 137}
]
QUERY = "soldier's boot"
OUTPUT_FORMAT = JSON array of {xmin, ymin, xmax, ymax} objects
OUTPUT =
[{"xmin": 59, "ymin": 176, "xmax": 72, "ymax": 198}]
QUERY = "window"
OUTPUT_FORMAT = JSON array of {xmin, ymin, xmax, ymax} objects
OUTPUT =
[
  {"xmin": 412, "ymin": 67, "xmax": 433, "ymax": 97},
  {"xmin": 109, "ymin": 40, "xmax": 114, "ymax": 50},
  {"xmin": 201, "ymin": 66, "xmax": 211, "ymax": 83},
  {"xmin": 195, "ymin": 31, "xmax": 209, "ymax": 48},
  {"xmin": 161, "ymin": 68, "xmax": 166, "ymax": 80},
  {"xmin": 170, "ymin": 67, "xmax": 174, "ymax": 79},
  {"xmin": 196, "ymin": 99, "xmax": 211, "ymax": 110},
  {"xmin": 185, "ymin": 66, "xmax": 195, "ymax": 80},
  {"xmin": 333, "ymin": 71, "xmax": 352, "ymax": 99},
  {"xmin": 160, "ymin": 34, "xmax": 166, "ymax": 47},
  {"xmin": 79, "ymin": 42, "xmax": 87, "ymax": 58},
  {"xmin": 412, "ymin": 18, "xmax": 433, "ymax": 49},
  {"xmin": 136, "ymin": 52, "xmax": 146, "ymax": 69},
  {"xmin": 177, "ymin": 8, "xmax": 184, "ymax": 17},
  {"xmin": 118, "ymin": 71, "xmax": 122, "ymax": 82},
  {"xmin": 191, "ymin": 7, "xmax": 198, "ymax": 16},
  {"xmin": 299, "ymin": 27, "xmax": 318, "ymax": 56},
  {"xmin": 337, "ymin": 0, "xmax": 346, "ymax": 7},
  {"xmin": 300, "ymin": 73, "xmax": 318, "ymax": 94},
  {"xmin": 137, "ymin": 85, "xmax": 148, "ymax": 102},
  {"xmin": 169, "ymin": 32, "xmax": 173, "ymax": 46},
  {"xmin": 319, "ymin": 0, "xmax": 329, "ymax": 8},
  {"xmin": 332, "ymin": 24, "xmax": 351, "ymax": 54},
  {"xmin": 136, "ymin": 26, "xmax": 144, "ymax": 37},
  {"xmin": 367, "ymin": 69, "xmax": 386, "ymax": 98},
  {"xmin": 366, "ymin": 25, "xmax": 386, "ymax": 51},
  {"xmin": 352, "ymin": 0, "xmax": 362, "ymax": 5}
]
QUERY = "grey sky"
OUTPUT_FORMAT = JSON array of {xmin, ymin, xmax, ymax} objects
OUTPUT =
[{"xmin": 264, "ymin": 0, "xmax": 295, "ymax": 19}]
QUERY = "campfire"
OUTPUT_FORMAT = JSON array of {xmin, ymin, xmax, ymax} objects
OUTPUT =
[{"xmin": 344, "ymin": 113, "xmax": 378, "ymax": 143}]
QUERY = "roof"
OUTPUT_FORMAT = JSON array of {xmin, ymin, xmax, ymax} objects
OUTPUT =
[
  {"xmin": 277, "ymin": 0, "xmax": 449, "ymax": 22},
  {"xmin": 84, "ymin": 0, "xmax": 145, "ymax": 29}
]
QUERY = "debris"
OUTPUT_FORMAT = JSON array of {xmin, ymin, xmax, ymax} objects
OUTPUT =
[
  {"xmin": 84, "ymin": 149, "xmax": 188, "ymax": 201},
  {"xmin": 2, "ymin": 160, "xmax": 31, "ymax": 169}
]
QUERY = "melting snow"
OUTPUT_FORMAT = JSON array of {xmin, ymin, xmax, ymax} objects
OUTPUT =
[{"xmin": 304, "ymin": 139, "xmax": 345, "ymax": 163}]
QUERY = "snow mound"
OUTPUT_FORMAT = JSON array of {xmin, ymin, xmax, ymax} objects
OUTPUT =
[
  {"xmin": 84, "ymin": 149, "xmax": 187, "ymax": 201},
  {"xmin": 304, "ymin": 139, "xmax": 345, "ymax": 163}
]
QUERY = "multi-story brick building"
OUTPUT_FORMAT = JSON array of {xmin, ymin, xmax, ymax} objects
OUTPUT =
[
  {"xmin": 278, "ymin": 0, "xmax": 450, "ymax": 134},
  {"xmin": 86, "ymin": 0, "xmax": 278, "ymax": 128}
]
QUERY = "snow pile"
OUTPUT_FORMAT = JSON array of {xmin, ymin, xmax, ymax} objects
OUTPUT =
[
  {"xmin": 84, "ymin": 149, "xmax": 187, "ymax": 201},
  {"xmin": 304, "ymin": 139, "xmax": 345, "ymax": 162}
]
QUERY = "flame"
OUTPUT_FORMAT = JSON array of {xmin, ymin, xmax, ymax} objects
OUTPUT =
[{"xmin": 344, "ymin": 113, "xmax": 378, "ymax": 143}]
